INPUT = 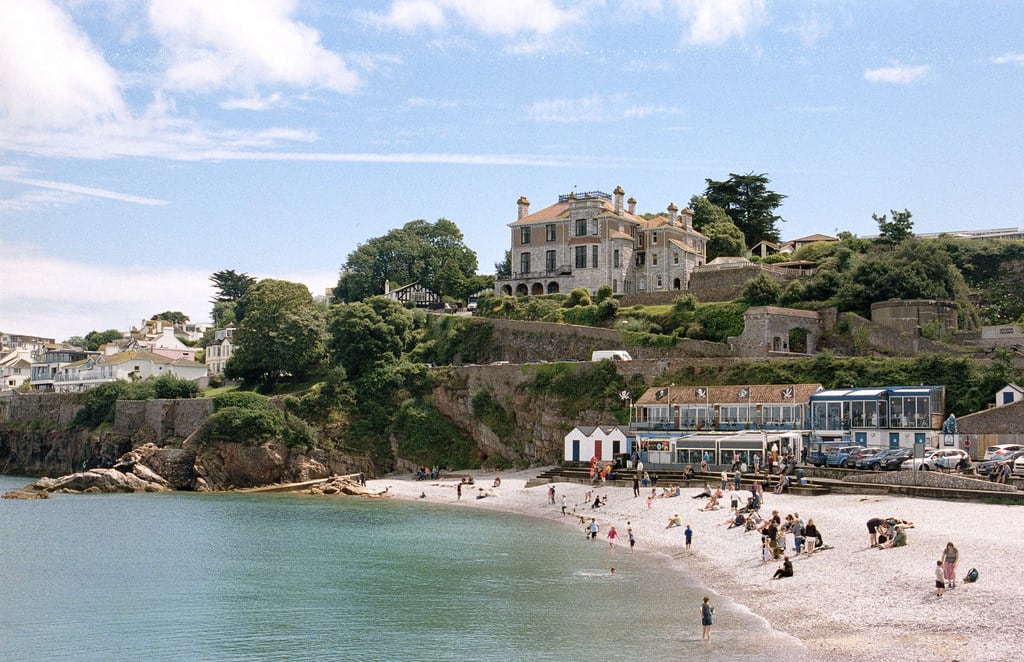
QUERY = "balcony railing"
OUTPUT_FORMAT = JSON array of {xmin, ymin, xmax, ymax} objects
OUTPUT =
[{"xmin": 509, "ymin": 266, "xmax": 573, "ymax": 279}]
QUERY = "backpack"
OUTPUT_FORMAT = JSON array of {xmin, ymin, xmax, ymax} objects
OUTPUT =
[{"xmin": 964, "ymin": 568, "xmax": 979, "ymax": 583}]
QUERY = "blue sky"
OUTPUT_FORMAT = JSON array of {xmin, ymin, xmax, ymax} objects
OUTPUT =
[{"xmin": 2, "ymin": 0, "xmax": 1022, "ymax": 342}]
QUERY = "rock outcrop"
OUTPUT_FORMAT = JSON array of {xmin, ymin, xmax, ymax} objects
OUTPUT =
[{"xmin": 305, "ymin": 476, "xmax": 385, "ymax": 497}]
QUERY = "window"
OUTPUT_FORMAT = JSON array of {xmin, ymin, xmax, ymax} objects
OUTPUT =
[
  {"xmin": 652, "ymin": 232, "xmax": 658, "ymax": 244},
  {"xmin": 575, "ymin": 246, "xmax": 587, "ymax": 268},
  {"xmin": 613, "ymin": 249, "xmax": 620, "ymax": 268},
  {"xmin": 613, "ymin": 279, "xmax": 618, "ymax": 292},
  {"xmin": 592, "ymin": 245, "xmax": 599, "ymax": 269},
  {"xmin": 656, "ymin": 275, "xmax": 663, "ymax": 288},
  {"xmin": 652, "ymin": 253, "xmax": 658, "ymax": 266},
  {"xmin": 545, "ymin": 250, "xmax": 556, "ymax": 272},
  {"xmin": 575, "ymin": 219, "xmax": 587, "ymax": 236},
  {"xmin": 520, "ymin": 227, "xmax": 531, "ymax": 244},
  {"xmin": 520, "ymin": 252, "xmax": 531, "ymax": 274},
  {"xmin": 590, "ymin": 219, "xmax": 598, "ymax": 235},
  {"xmin": 673, "ymin": 252, "xmax": 679, "ymax": 264},
  {"xmin": 546, "ymin": 224, "xmax": 556, "ymax": 242}
]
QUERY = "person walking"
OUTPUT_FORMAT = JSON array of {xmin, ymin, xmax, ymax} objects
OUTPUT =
[
  {"xmin": 628, "ymin": 527, "xmax": 636, "ymax": 554},
  {"xmin": 561, "ymin": 495, "xmax": 567, "ymax": 515},
  {"xmin": 942, "ymin": 542, "xmax": 959, "ymax": 588},
  {"xmin": 701, "ymin": 596, "xmax": 714, "ymax": 640},
  {"xmin": 588, "ymin": 517, "xmax": 599, "ymax": 540},
  {"xmin": 935, "ymin": 559, "xmax": 946, "ymax": 597},
  {"xmin": 684, "ymin": 524, "xmax": 693, "ymax": 549},
  {"xmin": 607, "ymin": 525, "xmax": 618, "ymax": 553}
]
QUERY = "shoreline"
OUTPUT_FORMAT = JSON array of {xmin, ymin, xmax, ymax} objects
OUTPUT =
[{"xmin": 369, "ymin": 468, "xmax": 1019, "ymax": 662}]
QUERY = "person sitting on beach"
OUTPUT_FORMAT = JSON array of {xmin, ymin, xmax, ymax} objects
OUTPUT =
[
  {"xmin": 772, "ymin": 556, "xmax": 794, "ymax": 579},
  {"xmin": 640, "ymin": 471, "xmax": 651, "ymax": 487},
  {"xmin": 684, "ymin": 465, "xmax": 696, "ymax": 479},
  {"xmin": 692, "ymin": 483, "xmax": 712, "ymax": 499},
  {"xmin": 701, "ymin": 494, "xmax": 720, "ymax": 511},
  {"xmin": 416, "ymin": 467, "xmax": 428, "ymax": 480},
  {"xmin": 493, "ymin": 476, "xmax": 502, "ymax": 488},
  {"xmin": 723, "ymin": 512, "xmax": 746, "ymax": 529},
  {"xmin": 773, "ymin": 475, "xmax": 790, "ymax": 495},
  {"xmin": 666, "ymin": 513, "xmax": 683, "ymax": 528},
  {"xmin": 876, "ymin": 528, "xmax": 909, "ymax": 549}
]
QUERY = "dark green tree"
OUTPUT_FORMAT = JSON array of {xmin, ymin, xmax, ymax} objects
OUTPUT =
[
  {"xmin": 150, "ymin": 311, "xmax": 188, "ymax": 324},
  {"xmin": 210, "ymin": 269, "xmax": 257, "ymax": 302},
  {"xmin": 873, "ymin": 208, "xmax": 914, "ymax": 246},
  {"xmin": 67, "ymin": 329, "xmax": 124, "ymax": 351},
  {"xmin": 224, "ymin": 279, "xmax": 328, "ymax": 386},
  {"xmin": 689, "ymin": 195, "xmax": 746, "ymax": 260},
  {"xmin": 334, "ymin": 218, "xmax": 480, "ymax": 302},
  {"xmin": 741, "ymin": 273, "xmax": 782, "ymax": 306},
  {"xmin": 495, "ymin": 250, "xmax": 512, "ymax": 279},
  {"xmin": 703, "ymin": 172, "xmax": 786, "ymax": 246},
  {"xmin": 328, "ymin": 297, "xmax": 415, "ymax": 381}
]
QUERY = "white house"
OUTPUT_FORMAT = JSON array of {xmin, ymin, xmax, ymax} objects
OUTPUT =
[
  {"xmin": 0, "ymin": 348, "xmax": 34, "ymax": 391},
  {"xmin": 52, "ymin": 349, "xmax": 207, "ymax": 392},
  {"xmin": 205, "ymin": 326, "xmax": 236, "ymax": 376},
  {"xmin": 995, "ymin": 383, "xmax": 1023, "ymax": 407},
  {"xmin": 564, "ymin": 425, "xmax": 631, "ymax": 463}
]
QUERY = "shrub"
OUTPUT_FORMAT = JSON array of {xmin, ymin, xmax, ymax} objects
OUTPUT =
[
  {"xmin": 595, "ymin": 285, "xmax": 613, "ymax": 303},
  {"xmin": 73, "ymin": 382, "xmax": 128, "ymax": 428},
  {"xmin": 564, "ymin": 288, "xmax": 592, "ymax": 308},
  {"xmin": 152, "ymin": 374, "xmax": 199, "ymax": 399},
  {"xmin": 213, "ymin": 390, "xmax": 271, "ymax": 411},
  {"xmin": 197, "ymin": 406, "xmax": 282, "ymax": 445}
]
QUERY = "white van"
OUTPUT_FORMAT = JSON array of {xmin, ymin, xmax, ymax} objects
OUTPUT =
[{"xmin": 591, "ymin": 350, "xmax": 633, "ymax": 362}]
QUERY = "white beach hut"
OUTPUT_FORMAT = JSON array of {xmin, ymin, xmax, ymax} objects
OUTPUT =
[{"xmin": 564, "ymin": 425, "xmax": 630, "ymax": 463}]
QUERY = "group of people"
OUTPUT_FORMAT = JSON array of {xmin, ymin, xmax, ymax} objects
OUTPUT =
[
  {"xmin": 867, "ymin": 517, "xmax": 914, "ymax": 549},
  {"xmin": 415, "ymin": 466, "xmax": 441, "ymax": 480}
]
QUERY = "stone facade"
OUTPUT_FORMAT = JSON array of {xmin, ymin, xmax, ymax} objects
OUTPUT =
[
  {"xmin": 728, "ymin": 306, "xmax": 823, "ymax": 356},
  {"xmin": 870, "ymin": 299, "xmax": 959, "ymax": 335},
  {"xmin": 496, "ymin": 188, "xmax": 707, "ymax": 297}
]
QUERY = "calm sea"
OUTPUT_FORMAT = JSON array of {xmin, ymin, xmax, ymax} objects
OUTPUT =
[{"xmin": 0, "ymin": 475, "xmax": 801, "ymax": 661}]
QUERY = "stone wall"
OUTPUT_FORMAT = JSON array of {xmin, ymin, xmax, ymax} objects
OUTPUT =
[
  {"xmin": 114, "ymin": 398, "xmax": 214, "ymax": 444},
  {"xmin": 847, "ymin": 313, "xmax": 963, "ymax": 357},
  {"xmin": 728, "ymin": 306, "xmax": 823, "ymax": 357},
  {"xmin": 2, "ymin": 392, "xmax": 83, "ymax": 426},
  {"xmin": 687, "ymin": 262, "xmax": 800, "ymax": 303},
  {"xmin": 870, "ymin": 299, "xmax": 959, "ymax": 335},
  {"xmin": 484, "ymin": 317, "xmax": 732, "ymax": 363}
]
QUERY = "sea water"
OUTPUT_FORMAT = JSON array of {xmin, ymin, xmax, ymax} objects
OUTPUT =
[{"xmin": 0, "ymin": 475, "xmax": 801, "ymax": 661}]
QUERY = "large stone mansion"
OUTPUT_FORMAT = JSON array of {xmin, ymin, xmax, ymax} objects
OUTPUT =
[{"xmin": 495, "ymin": 187, "xmax": 708, "ymax": 297}]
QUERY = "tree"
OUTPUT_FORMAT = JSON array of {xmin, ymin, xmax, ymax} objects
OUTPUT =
[
  {"xmin": 151, "ymin": 311, "xmax": 188, "ymax": 324},
  {"xmin": 495, "ymin": 250, "xmax": 512, "ymax": 279},
  {"xmin": 873, "ymin": 208, "xmax": 915, "ymax": 246},
  {"xmin": 703, "ymin": 173, "xmax": 786, "ymax": 246},
  {"xmin": 741, "ymin": 273, "xmax": 782, "ymax": 306},
  {"xmin": 334, "ymin": 219, "xmax": 480, "ymax": 302},
  {"xmin": 224, "ymin": 279, "xmax": 328, "ymax": 386},
  {"xmin": 67, "ymin": 329, "xmax": 124, "ymax": 350},
  {"xmin": 210, "ymin": 270, "xmax": 257, "ymax": 302},
  {"xmin": 689, "ymin": 195, "xmax": 746, "ymax": 261},
  {"xmin": 328, "ymin": 297, "xmax": 415, "ymax": 381}
]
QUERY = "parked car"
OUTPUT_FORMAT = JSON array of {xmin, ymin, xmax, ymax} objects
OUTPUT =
[
  {"xmin": 900, "ymin": 448, "xmax": 969, "ymax": 471},
  {"xmin": 855, "ymin": 448, "xmax": 911, "ymax": 471},
  {"xmin": 825, "ymin": 445, "xmax": 866, "ymax": 468},
  {"xmin": 850, "ymin": 447, "xmax": 884, "ymax": 467},
  {"xmin": 1013, "ymin": 455, "xmax": 1024, "ymax": 477},
  {"xmin": 974, "ymin": 450, "xmax": 1024, "ymax": 478},
  {"xmin": 983, "ymin": 444, "xmax": 1024, "ymax": 460}
]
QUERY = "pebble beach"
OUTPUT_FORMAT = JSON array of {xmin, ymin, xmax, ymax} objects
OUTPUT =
[{"xmin": 370, "ymin": 469, "xmax": 1022, "ymax": 662}]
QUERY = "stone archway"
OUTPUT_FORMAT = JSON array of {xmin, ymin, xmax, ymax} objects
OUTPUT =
[
  {"xmin": 515, "ymin": 284, "xmax": 528, "ymax": 296},
  {"xmin": 673, "ymin": 278, "xmax": 681, "ymax": 290},
  {"xmin": 501, "ymin": 284, "xmax": 513, "ymax": 296},
  {"xmin": 788, "ymin": 327, "xmax": 809, "ymax": 354},
  {"xmin": 531, "ymin": 282, "xmax": 544, "ymax": 295},
  {"xmin": 547, "ymin": 282, "xmax": 560, "ymax": 294}
]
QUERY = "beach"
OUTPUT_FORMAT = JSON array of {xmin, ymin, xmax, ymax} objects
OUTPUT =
[{"xmin": 370, "ymin": 469, "xmax": 1022, "ymax": 662}]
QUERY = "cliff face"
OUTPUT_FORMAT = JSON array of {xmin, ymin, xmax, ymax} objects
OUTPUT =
[{"xmin": 0, "ymin": 427, "xmax": 130, "ymax": 476}]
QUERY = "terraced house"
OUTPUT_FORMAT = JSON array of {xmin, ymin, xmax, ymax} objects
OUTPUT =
[{"xmin": 496, "ymin": 187, "xmax": 708, "ymax": 297}]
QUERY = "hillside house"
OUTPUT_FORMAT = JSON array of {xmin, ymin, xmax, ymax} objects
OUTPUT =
[{"xmin": 496, "ymin": 187, "xmax": 707, "ymax": 297}]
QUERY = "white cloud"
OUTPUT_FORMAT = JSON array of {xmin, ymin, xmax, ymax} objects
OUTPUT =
[
  {"xmin": 992, "ymin": 52, "xmax": 1024, "ymax": 65},
  {"xmin": 528, "ymin": 94, "xmax": 680, "ymax": 123},
  {"xmin": 367, "ymin": 0, "xmax": 579, "ymax": 36},
  {"xmin": 864, "ymin": 63, "xmax": 929, "ymax": 84},
  {"xmin": 0, "ymin": 167, "xmax": 167, "ymax": 206},
  {"xmin": 149, "ymin": 0, "xmax": 361, "ymax": 93},
  {"xmin": 671, "ymin": 0, "xmax": 767, "ymax": 46},
  {"xmin": 0, "ymin": 238, "xmax": 339, "ymax": 341},
  {"xmin": 220, "ymin": 93, "xmax": 284, "ymax": 111},
  {"xmin": 781, "ymin": 13, "xmax": 831, "ymax": 46},
  {"xmin": 0, "ymin": 0, "xmax": 128, "ymax": 128}
]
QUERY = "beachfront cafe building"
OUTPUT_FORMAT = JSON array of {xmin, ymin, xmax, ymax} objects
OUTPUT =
[
  {"xmin": 807, "ymin": 386, "xmax": 947, "ymax": 449},
  {"xmin": 630, "ymin": 383, "xmax": 823, "ymax": 468}
]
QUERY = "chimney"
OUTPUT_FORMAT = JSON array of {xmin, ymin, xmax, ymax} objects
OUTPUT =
[
  {"xmin": 517, "ymin": 196, "xmax": 530, "ymax": 219},
  {"xmin": 627, "ymin": 196, "xmax": 636, "ymax": 215},
  {"xmin": 613, "ymin": 186, "xmax": 624, "ymax": 214},
  {"xmin": 681, "ymin": 207, "xmax": 694, "ymax": 230},
  {"xmin": 667, "ymin": 202, "xmax": 678, "ymax": 226},
  {"xmin": 384, "ymin": 280, "xmax": 390, "ymax": 295}
]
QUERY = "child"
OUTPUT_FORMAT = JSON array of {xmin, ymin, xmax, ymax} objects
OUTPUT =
[
  {"xmin": 762, "ymin": 536, "xmax": 773, "ymax": 563},
  {"xmin": 646, "ymin": 495, "xmax": 653, "ymax": 509},
  {"xmin": 684, "ymin": 524, "xmax": 693, "ymax": 548},
  {"xmin": 628, "ymin": 527, "xmax": 636, "ymax": 554},
  {"xmin": 935, "ymin": 559, "xmax": 945, "ymax": 597}
]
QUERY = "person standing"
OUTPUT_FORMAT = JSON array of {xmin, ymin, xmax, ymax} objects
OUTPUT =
[
  {"xmin": 628, "ymin": 527, "xmax": 636, "ymax": 554},
  {"xmin": 632, "ymin": 475, "xmax": 640, "ymax": 497},
  {"xmin": 701, "ymin": 596, "xmax": 714, "ymax": 640},
  {"xmin": 561, "ymin": 495, "xmax": 567, "ymax": 515},
  {"xmin": 935, "ymin": 560, "xmax": 946, "ymax": 597},
  {"xmin": 588, "ymin": 517, "xmax": 599, "ymax": 540},
  {"xmin": 804, "ymin": 519, "xmax": 820, "ymax": 555},
  {"xmin": 607, "ymin": 525, "xmax": 618, "ymax": 553},
  {"xmin": 684, "ymin": 524, "xmax": 693, "ymax": 549},
  {"xmin": 942, "ymin": 542, "xmax": 959, "ymax": 588},
  {"xmin": 548, "ymin": 484, "xmax": 556, "ymax": 504},
  {"xmin": 456, "ymin": 482, "xmax": 462, "ymax": 501}
]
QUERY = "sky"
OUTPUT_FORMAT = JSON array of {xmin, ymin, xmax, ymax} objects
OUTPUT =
[{"xmin": 1, "ymin": 0, "xmax": 1022, "ymax": 343}]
